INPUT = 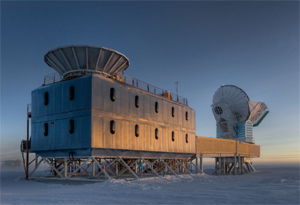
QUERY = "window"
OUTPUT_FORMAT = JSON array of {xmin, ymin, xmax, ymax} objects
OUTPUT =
[
  {"xmin": 135, "ymin": 124, "xmax": 139, "ymax": 137},
  {"xmin": 69, "ymin": 119, "xmax": 75, "ymax": 134},
  {"xmin": 155, "ymin": 102, "xmax": 159, "ymax": 113},
  {"xmin": 135, "ymin": 95, "xmax": 139, "ymax": 108},
  {"xmin": 110, "ymin": 120, "xmax": 116, "ymax": 134},
  {"xmin": 110, "ymin": 88, "xmax": 116, "ymax": 102},
  {"xmin": 44, "ymin": 123, "xmax": 48, "ymax": 136},
  {"xmin": 155, "ymin": 128, "xmax": 159, "ymax": 140},
  {"xmin": 172, "ymin": 131, "xmax": 175, "ymax": 142},
  {"xmin": 185, "ymin": 111, "xmax": 189, "ymax": 121},
  {"xmin": 44, "ymin": 92, "xmax": 49, "ymax": 105},
  {"xmin": 69, "ymin": 86, "xmax": 75, "ymax": 100},
  {"xmin": 171, "ymin": 107, "xmax": 175, "ymax": 117},
  {"xmin": 185, "ymin": 134, "xmax": 189, "ymax": 143}
]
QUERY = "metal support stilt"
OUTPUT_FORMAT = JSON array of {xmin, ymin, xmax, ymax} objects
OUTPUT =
[
  {"xmin": 234, "ymin": 155, "xmax": 237, "ymax": 175},
  {"xmin": 200, "ymin": 154, "xmax": 203, "ymax": 173},
  {"xmin": 238, "ymin": 155, "xmax": 242, "ymax": 175},
  {"xmin": 222, "ymin": 158, "xmax": 225, "ymax": 174},
  {"xmin": 115, "ymin": 161, "xmax": 119, "ymax": 177},
  {"xmin": 25, "ymin": 105, "xmax": 31, "ymax": 180},
  {"xmin": 195, "ymin": 155, "xmax": 199, "ymax": 173},
  {"xmin": 241, "ymin": 157, "xmax": 245, "ymax": 174},
  {"xmin": 64, "ymin": 158, "xmax": 68, "ymax": 178},
  {"xmin": 92, "ymin": 160, "xmax": 96, "ymax": 177}
]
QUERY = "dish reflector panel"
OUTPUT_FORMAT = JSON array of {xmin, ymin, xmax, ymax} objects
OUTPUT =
[
  {"xmin": 212, "ymin": 85, "xmax": 250, "ymax": 122},
  {"xmin": 44, "ymin": 46, "xmax": 130, "ymax": 80}
]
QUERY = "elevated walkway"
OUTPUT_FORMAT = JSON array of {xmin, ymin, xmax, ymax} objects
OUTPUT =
[
  {"xmin": 195, "ymin": 136, "xmax": 260, "ymax": 158},
  {"xmin": 195, "ymin": 136, "xmax": 260, "ymax": 175},
  {"xmin": 21, "ymin": 134, "xmax": 261, "ymax": 179}
]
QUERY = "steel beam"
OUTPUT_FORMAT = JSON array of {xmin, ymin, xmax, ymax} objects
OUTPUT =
[
  {"xmin": 118, "ymin": 157, "xmax": 139, "ymax": 179},
  {"xmin": 91, "ymin": 157, "xmax": 111, "ymax": 179}
]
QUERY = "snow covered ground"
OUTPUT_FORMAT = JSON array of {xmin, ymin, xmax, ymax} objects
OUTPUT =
[{"xmin": 1, "ymin": 164, "xmax": 299, "ymax": 205}]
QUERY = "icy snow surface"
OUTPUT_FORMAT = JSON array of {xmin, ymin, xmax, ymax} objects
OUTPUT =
[{"xmin": 1, "ymin": 165, "xmax": 299, "ymax": 205}]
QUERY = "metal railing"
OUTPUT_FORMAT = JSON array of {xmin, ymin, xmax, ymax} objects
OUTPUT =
[
  {"xmin": 43, "ymin": 73, "xmax": 62, "ymax": 85},
  {"xmin": 42, "ymin": 73, "xmax": 188, "ymax": 105},
  {"xmin": 123, "ymin": 76, "xmax": 188, "ymax": 105}
]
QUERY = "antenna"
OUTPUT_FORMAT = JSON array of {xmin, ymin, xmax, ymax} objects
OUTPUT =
[
  {"xmin": 212, "ymin": 85, "xmax": 268, "ymax": 143},
  {"xmin": 175, "ymin": 81, "xmax": 179, "ymax": 101},
  {"xmin": 44, "ymin": 45, "xmax": 130, "ymax": 80}
]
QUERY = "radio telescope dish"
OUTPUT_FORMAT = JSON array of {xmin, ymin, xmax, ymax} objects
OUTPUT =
[
  {"xmin": 212, "ymin": 85, "xmax": 250, "ymax": 140},
  {"xmin": 212, "ymin": 85, "xmax": 250, "ymax": 122},
  {"xmin": 44, "ymin": 45, "xmax": 130, "ymax": 80},
  {"xmin": 212, "ymin": 85, "xmax": 268, "ymax": 143}
]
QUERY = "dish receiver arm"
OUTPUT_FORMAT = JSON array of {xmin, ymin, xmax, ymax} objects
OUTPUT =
[{"xmin": 248, "ymin": 101, "xmax": 269, "ymax": 127}]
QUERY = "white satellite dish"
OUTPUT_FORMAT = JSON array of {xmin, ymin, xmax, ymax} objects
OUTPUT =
[{"xmin": 212, "ymin": 85, "xmax": 268, "ymax": 143}]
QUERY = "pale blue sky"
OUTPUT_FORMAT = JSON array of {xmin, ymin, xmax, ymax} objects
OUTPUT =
[{"xmin": 1, "ymin": 1, "xmax": 299, "ymax": 163}]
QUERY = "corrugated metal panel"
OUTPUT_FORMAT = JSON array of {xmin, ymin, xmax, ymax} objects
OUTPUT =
[
  {"xmin": 31, "ymin": 76, "xmax": 92, "ymax": 153},
  {"xmin": 31, "ymin": 73, "xmax": 196, "ymax": 156},
  {"xmin": 31, "ymin": 113, "xmax": 91, "ymax": 152},
  {"xmin": 91, "ymin": 75, "xmax": 196, "ymax": 154},
  {"xmin": 31, "ymin": 75, "xmax": 92, "ymax": 117}
]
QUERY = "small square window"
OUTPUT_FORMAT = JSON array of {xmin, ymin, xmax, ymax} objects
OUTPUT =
[
  {"xmin": 135, "ymin": 95, "xmax": 139, "ymax": 108},
  {"xmin": 155, "ymin": 102, "xmax": 159, "ymax": 113},
  {"xmin": 171, "ymin": 107, "xmax": 175, "ymax": 117},
  {"xmin": 69, "ymin": 86, "xmax": 75, "ymax": 100},
  {"xmin": 155, "ymin": 128, "xmax": 159, "ymax": 140},
  {"xmin": 44, "ymin": 123, "xmax": 48, "ymax": 136},
  {"xmin": 44, "ymin": 92, "xmax": 49, "ymax": 105},
  {"xmin": 110, "ymin": 88, "xmax": 116, "ymax": 102},
  {"xmin": 69, "ymin": 120, "xmax": 75, "ymax": 134},
  {"xmin": 110, "ymin": 120, "xmax": 116, "ymax": 134},
  {"xmin": 135, "ymin": 124, "xmax": 139, "ymax": 137},
  {"xmin": 185, "ymin": 111, "xmax": 189, "ymax": 121},
  {"xmin": 185, "ymin": 134, "xmax": 189, "ymax": 143},
  {"xmin": 172, "ymin": 131, "xmax": 175, "ymax": 142}
]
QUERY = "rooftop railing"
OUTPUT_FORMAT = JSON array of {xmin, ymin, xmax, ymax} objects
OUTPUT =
[
  {"xmin": 43, "ymin": 73, "xmax": 188, "ymax": 105},
  {"xmin": 123, "ymin": 76, "xmax": 188, "ymax": 105},
  {"xmin": 43, "ymin": 73, "xmax": 62, "ymax": 85}
]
